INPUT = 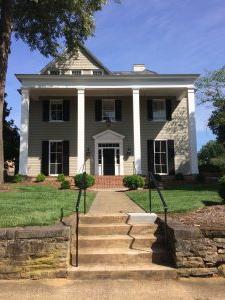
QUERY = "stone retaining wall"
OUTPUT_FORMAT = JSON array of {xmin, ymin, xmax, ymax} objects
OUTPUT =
[
  {"xmin": 163, "ymin": 219, "xmax": 225, "ymax": 277},
  {"xmin": 0, "ymin": 224, "xmax": 70, "ymax": 279}
]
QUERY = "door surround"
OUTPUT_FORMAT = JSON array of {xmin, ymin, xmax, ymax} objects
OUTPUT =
[{"xmin": 93, "ymin": 130, "xmax": 125, "ymax": 175}]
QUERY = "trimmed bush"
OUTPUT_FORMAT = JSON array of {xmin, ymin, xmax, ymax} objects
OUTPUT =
[
  {"xmin": 218, "ymin": 176, "xmax": 225, "ymax": 201},
  {"xmin": 123, "ymin": 175, "xmax": 144, "ymax": 190},
  {"xmin": 36, "ymin": 173, "xmax": 46, "ymax": 182},
  {"xmin": 74, "ymin": 173, "xmax": 95, "ymax": 189},
  {"xmin": 12, "ymin": 174, "xmax": 26, "ymax": 183},
  {"xmin": 195, "ymin": 173, "xmax": 206, "ymax": 183},
  {"xmin": 57, "ymin": 174, "xmax": 65, "ymax": 182},
  {"xmin": 61, "ymin": 180, "xmax": 70, "ymax": 189},
  {"xmin": 175, "ymin": 173, "xmax": 184, "ymax": 180}
]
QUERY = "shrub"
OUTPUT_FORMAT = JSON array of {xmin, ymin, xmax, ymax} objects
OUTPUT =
[
  {"xmin": 218, "ymin": 176, "xmax": 225, "ymax": 201},
  {"xmin": 195, "ymin": 173, "xmax": 206, "ymax": 183},
  {"xmin": 12, "ymin": 174, "xmax": 26, "ymax": 183},
  {"xmin": 57, "ymin": 174, "xmax": 65, "ymax": 182},
  {"xmin": 36, "ymin": 173, "xmax": 46, "ymax": 182},
  {"xmin": 175, "ymin": 173, "xmax": 184, "ymax": 180},
  {"xmin": 123, "ymin": 175, "xmax": 144, "ymax": 190},
  {"xmin": 74, "ymin": 173, "xmax": 95, "ymax": 189},
  {"xmin": 61, "ymin": 180, "xmax": 70, "ymax": 189},
  {"xmin": 153, "ymin": 174, "xmax": 162, "ymax": 182}
]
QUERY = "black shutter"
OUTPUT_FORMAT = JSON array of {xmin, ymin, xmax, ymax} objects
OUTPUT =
[
  {"xmin": 43, "ymin": 100, "xmax": 50, "ymax": 121},
  {"xmin": 166, "ymin": 99, "xmax": 172, "ymax": 121},
  {"xmin": 63, "ymin": 141, "xmax": 69, "ymax": 175},
  {"xmin": 147, "ymin": 100, "xmax": 153, "ymax": 120},
  {"xmin": 147, "ymin": 140, "xmax": 154, "ymax": 173},
  {"xmin": 95, "ymin": 99, "xmax": 102, "ymax": 121},
  {"xmin": 168, "ymin": 140, "xmax": 175, "ymax": 175},
  {"xmin": 115, "ymin": 99, "xmax": 122, "ymax": 121},
  {"xmin": 63, "ymin": 100, "xmax": 70, "ymax": 121},
  {"xmin": 41, "ymin": 141, "xmax": 49, "ymax": 175}
]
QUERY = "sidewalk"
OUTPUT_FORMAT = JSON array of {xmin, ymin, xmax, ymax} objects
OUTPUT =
[{"xmin": 89, "ymin": 191, "xmax": 144, "ymax": 214}]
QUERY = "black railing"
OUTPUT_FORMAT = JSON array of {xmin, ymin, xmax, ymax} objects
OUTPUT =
[
  {"xmin": 75, "ymin": 171, "xmax": 87, "ymax": 267},
  {"xmin": 148, "ymin": 172, "xmax": 168, "ymax": 243}
]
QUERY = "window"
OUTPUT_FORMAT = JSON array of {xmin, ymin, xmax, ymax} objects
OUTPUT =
[
  {"xmin": 72, "ymin": 70, "xmax": 81, "ymax": 75},
  {"xmin": 102, "ymin": 99, "xmax": 115, "ymax": 121},
  {"xmin": 49, "ymin": 70, "xmax": 60, "ymax": 75},
  {"xmin": 93, "ymin": 70, "xmax": 103, "ymax": 76},
  {"xmin": 49, "ymin": 100, "xmax": 63, "ymax": 121},
  {"xmin": 49, "ymin": 141, "xmax": 63, "ymax": 175},
  {"xmin": 154, "ymin": 140, "xmax": 168, "ymax": 174},
  {"xmin": 153, "ymin": 99, "xmax": 166, "ymax": 121}
]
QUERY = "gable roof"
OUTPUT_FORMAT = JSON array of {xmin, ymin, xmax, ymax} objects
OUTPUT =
[{"xmin": 40, "ymin": 42, "xmax": 111, "ymax": 75}]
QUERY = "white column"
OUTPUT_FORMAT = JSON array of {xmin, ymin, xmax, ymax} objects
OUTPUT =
[
  {"xmin": 77, "ymin": 89, "xmax": 85, "ymax": 173},
  {"xmin": 132, "ymin": 89, "xmax": 142, "ymax": 174},
  {"xmin": 19, "ymin": 89, "xmax": 30, "ymax": 175},
  {"xmin": 187, "ymin": 88, "xmax": 199, "ymax": 174}
]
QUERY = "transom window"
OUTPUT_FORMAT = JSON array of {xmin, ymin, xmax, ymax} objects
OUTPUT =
[
  {"xmin": 72, "ymin": 70, "xmax": 81, "ymax": 75},
  {"xmin": 93, "ymin": 70, "xmax": 103, "ymax": 76},
  {"xmin": 153, "ymin": 99, "xmax": 166, "ymax": 121},
  {"xmin": 98, "ymin": 143, "xmax": 119, "ymax": 148},
  {"xmin": 102, "ymin": 99, "xmax": 115, "ymax": 121},
  {"xmin": 154, "ymin": 140, "xmax": 168, "ymax": 174},
  {"xmin": 49, "ymin": 141, "xmax": 63, "ymax": 175},
  {"xmin": 50, "ymin": 100, "xmax": 63, "ymax": 121}
]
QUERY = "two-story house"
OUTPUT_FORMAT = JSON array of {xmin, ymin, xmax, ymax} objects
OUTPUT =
[{"xmin": 16, "ymin": 43, "xmax": 199, "ymax": 178}]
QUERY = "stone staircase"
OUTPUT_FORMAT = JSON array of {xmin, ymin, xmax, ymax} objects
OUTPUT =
[
  {"xmin": 68, "ymin": 214, "xmax": 177, "ymax": 280},
  {"xmin": 93, "ymin": 176, "xmax": 124, "ymax": 189}
]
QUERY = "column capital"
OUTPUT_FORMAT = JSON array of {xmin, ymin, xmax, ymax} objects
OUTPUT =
[
  {"xmin": 77, "ymin": 88, "xmax": 85, "ymax": 95},
  {"xmin": 132, "ymin": 88, "xmax": 140, "ymax": 95},
  {"xmin": 21, "ymin": 88, "xmax": 29, "ymax": 97}
]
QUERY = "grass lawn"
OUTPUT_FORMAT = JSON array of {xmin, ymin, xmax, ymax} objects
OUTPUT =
[
  {"xmin": 0, "ymin": 185, "xmax": 95, "ymax": 228},
  {"xmin": 126, "ymin": 184, "xmax": 223, "ymax": 213}
]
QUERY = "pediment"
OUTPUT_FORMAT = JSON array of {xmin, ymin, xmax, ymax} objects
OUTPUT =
[{"xmin": 93, "ymin": 130, "xmax": 125, "ymax": 142}]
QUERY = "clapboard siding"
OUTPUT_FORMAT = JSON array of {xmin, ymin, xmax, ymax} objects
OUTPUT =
[
  {"xmin": 140, "ymin": 96, "xmax": 190, "ymax": 175},
  {"xmin": 85, "ymin": 96, "xmax": 134, "ymax": 175},
  {"xmin": 28, "ymin": 98, "xmax": 77, "ymax": 176}
]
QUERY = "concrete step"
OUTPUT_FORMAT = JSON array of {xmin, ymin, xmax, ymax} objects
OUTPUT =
[
  {"xmin": 68, "ymin": 264, "xmax": 177, "ymax": 280},
  {"xmin": 78, "ymin": 223, "xmax": 158, "ymax": 236},
  {"xmin": 73, "ymin": 234, "xmax": 162, "ymax": 249},
  {"xmin": 71, "ymin": 247, "xmax": 168, "ymax": 265},
  {"xmin": 80, "ymin": 214, "xmax": 129, "ymax": 224}
]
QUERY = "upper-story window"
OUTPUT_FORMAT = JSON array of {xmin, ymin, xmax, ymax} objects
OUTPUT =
[
  {"xmin": 153, "ymin": 99, "xmax": 166, "ymax": 121},
  {"xmin": 49, "ymin": 70, "xmax": 60, "ymax": 75},
  {"xmin": 102, "ymin": 99, "xmax": 115, "ymax": 121},
  {"xmin": 49, "ymin": 100, "xmax": 63, "ymax": 121},
  {"xmin": 72, "ymin": 70, "xmax": 81, "ymax": 75},
  {"xmin": 93, "ymin": 70, "xmax": 103, "ymax": 76}
]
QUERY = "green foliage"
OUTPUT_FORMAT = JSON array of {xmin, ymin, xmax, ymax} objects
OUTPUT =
[
  {"xmin": 123, "ymin": 175, "xmax": 144, "ymax": 190},
  {"xmin": 74, "ymin": 173, "xmax": 95, "ymax": 189},
  {"xmin": 60, "ymin": 180, "xmax": 70, "ymax": 190},
  {"xmin": 175, "ymin": 173, "xmax": 184, "ymax": 180},
  {"xmin": 218, "ymin": 176, "xmax": 225, "ymax": 201},
  {"xmin": 57, "ymin": 174, "xmax": 65, "ymax": 182},
  {"xmin": 12, "ymin": 174, "xmax": 26, "ymax": 183},
  {"xmin": 36, "ymin": 173, "xmax": 46, "ymax": 182},
  {"xmin": 196, "ymin": 68, "xmax": 225, "ymax": 143},
  {"xmin": 195, "ymin": 173, "xmax": 206, "ymax": 183}
]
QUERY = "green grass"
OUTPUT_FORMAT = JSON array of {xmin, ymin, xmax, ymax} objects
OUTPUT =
[
  {"xmin": 126, "ymin": 184, "xmax": 223, "ymax": 213},
  {"xmin": 0, "ymin": 185, "xmax": 95, "ymax": 228}
]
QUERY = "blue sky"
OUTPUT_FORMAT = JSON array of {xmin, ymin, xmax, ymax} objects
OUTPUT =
[{"xmin": 6, "ymin": 0, "xmax": 225, "ymax": 150}]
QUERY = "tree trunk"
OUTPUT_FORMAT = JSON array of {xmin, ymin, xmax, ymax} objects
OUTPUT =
[{"xmin": 0, "ymin": 0, "xmax": 14, "ymax": 183}]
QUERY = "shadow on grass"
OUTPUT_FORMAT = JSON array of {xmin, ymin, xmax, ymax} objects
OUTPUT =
[{"xmin": 202, "ymin": 200, "xmax": 223, "ymax": 206}]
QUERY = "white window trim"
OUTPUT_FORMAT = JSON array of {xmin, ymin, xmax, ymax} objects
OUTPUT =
[
  {"xmin": 152, "ymin": 98, "xmax": 166, "ymax": 122},
  {"xmin": 49, "ymin": 99, "xmax": 64, "ymax": 122},
  {"xmin": 101, "ymin": 99, "xmax": 116, "ymax": 122},
  {"xmin": 153, "ymin": 139, "xmax": 168, "ymax": 175},
  {"xmin": 49, "ymin": 140, "xmax": 63, "ymax": 176}
]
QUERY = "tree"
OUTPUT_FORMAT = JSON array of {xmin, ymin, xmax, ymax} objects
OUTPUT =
[
  {"xmin": 196, "ymin": 67, "xmax": 225, "ymax": 144},
  {"xmin": 3, "ymin": 94, "xmax": 20, "ymax": 168},
  {"xmin": 198, "ymin": 140, "xmax": 225, "ymax": 166},
  {"xmin": 0, "ymin": 0, "xmax": 111, "ymax": 183}
]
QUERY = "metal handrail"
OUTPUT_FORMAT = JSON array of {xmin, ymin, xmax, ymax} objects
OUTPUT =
[
  {"xmin": 148, "ymin": 172, "xmax": 168, "ymax": 244},
  {"xmin": 75, "ymin": 170, "xmax": 87, "ymax": 267}
]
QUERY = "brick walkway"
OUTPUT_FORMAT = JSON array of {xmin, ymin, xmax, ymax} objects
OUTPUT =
[{"xmin": 89, "ymin": 191, "xmax": 144, "ymax": 214}]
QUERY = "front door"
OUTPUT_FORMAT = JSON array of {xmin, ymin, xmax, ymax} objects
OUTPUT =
[{"xmin": 103, "ymin": 149, "xmax": 115, "ymax": 175}]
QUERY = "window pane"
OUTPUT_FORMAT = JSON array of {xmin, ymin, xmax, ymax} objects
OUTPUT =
[
  {"xmin": 155, "ymin": 141, "xmax": 160, "ymax": 152},
  {"xmin": 51, "ymin": 153, "xmax": 56, "ymax": 163},
  {"xmin": 155, "ymin": 153, "xmax": 160, "ymax": 164},
  {"xmin": 51, "ymin": 142, "xmax": 56, "ymax": 152},
  {"xmin": 161, "ymin": 153, "xmax": 167, "ymax": 165},
  {"xmin": 153, "ymin": 100, "xmax": 166, "ymax": 120},
  {"xmin": 50, "ymin": 164, "xmax": 56, "ymax": 174},
  {"xmin": 155, "ymin": 165, "xmax": 161, "ymax": 174},
  {"xmin": 161, "ymin": 141, "xmax": 166, "ymax": 152},
  {"xmin": 102, "ymin": 100, "xmax": 115, "ymax": 120},
  {"xmin": 57, "ymin": 142, "xmax": 62, "ymax": 152}
]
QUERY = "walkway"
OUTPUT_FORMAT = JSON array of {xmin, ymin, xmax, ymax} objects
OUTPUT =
[{"xmin": 89, "ymin": 191, "xmax": 144, "ymax": 214}]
